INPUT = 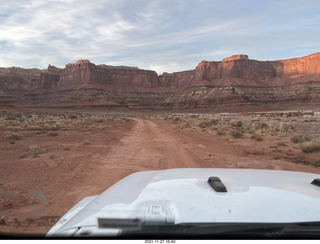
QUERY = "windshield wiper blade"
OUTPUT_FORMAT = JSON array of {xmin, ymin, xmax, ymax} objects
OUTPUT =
[
  {"xmin": 120, "ymin": 222, "xmax": 320, "ymax": 238},
  {"xmin": 280, "ymin": 221, "xmax": 320, "ymax": 238},
  {"xmin": 173, "ymin": 222, "xmax": 286, "ymax": 238}
]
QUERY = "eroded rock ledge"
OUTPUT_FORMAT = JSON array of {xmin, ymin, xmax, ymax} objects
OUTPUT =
[
  {"xmin": 222, "ymin": 54, "xmax": 249, "ymax": 62},
  {"xmin": 1, "ymin": 52, "xmax": 320, "ymax": 109}
]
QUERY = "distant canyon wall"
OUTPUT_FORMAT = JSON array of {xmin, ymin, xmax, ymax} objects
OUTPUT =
[{"xmin": 1, "ymin": 52, "xmax": 320, "ymax": 109}]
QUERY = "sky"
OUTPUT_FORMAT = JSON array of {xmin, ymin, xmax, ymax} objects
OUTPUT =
[{"xmin": 0, "ymin": 0, "xmax": 320, "ymax": 74}]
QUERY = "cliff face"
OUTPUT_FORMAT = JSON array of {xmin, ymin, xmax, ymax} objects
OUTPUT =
[
  {"xmin": 58, "ymin": 61, "xmax": 95, "ymax": 89},
  {"xmin": 0, "ymin": 67, "xmax": 43, "ymax": 104},
  {"xmin": 55, "ymin": 61, "xmax": 159, "ymax": 92},
  {"xmin": 37, "ymin": 65, "xmax": 61, "ymax": 90},
  {"xmin": 194, "ymin": 53, "xmax": 320, "ymax": 86},
  {"xmin": 158, "ymin": 70, "xmax": 195, "ymax": 89},
  {"xmin": 276, "ymin": 53, "xmax": 320, "ymax": 78},
  {"xmin": 194, "ymin": 59, "xmax": 277, "ymax": 86},
  {"xmin": 1, "ymin": 52, "xmax": 320, "ymax": 109},
  {"xmin": 163, "ymin": 53, "xmax": 320, "ymax": 108}
]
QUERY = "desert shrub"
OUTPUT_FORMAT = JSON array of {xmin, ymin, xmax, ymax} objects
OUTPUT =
[
  {"xmin": 5, "ymin": 113, "xmax": 21, "ymax": 121},
  {"xmin": 230, "ymin": 130, "xmax": 243, "ymax": 138},
  {"xmin": 47, "ymin": 132, "xmax": 58, "ymax": 137},
  {"xmin": 291, "ymin": 135, "xmax": 311, "ymax": 144},
  {"xmin": 275, "ymin": 124, "xmax": 292, "ymax": 132},
  {"xmin": 305, "ymin": 135, "xmax": 312, "ymax": 141},
  {"xmin": 121, "ymin": 117, "xmax": 131, "ymax": 122},
  {"xmin": 29, "ymin": 145, "xmax": 47, "ymax": 158},
  {"xmin": 5, "ymin": 134, "xmax": 22, "ymax": 144},
  {"xmin": 232, "ymin": 120, "xmax": 243, "ymax": 127},
  {"xmin": 50, "ymin": 126, "xmax": 61, "ymax": 131},
  {"xmin": 312, "ymin": 160, "xmax": 320, "ymax": 167},
  {"xmin": 217, "ymin": 130, "xmax": 226, "ymax": 136},
  {"xmin": 44, "ymin": 125, "xmax": 60, "ymax": 131},
  {"xmin": 304, "ymin": 119, "xmax": 318, "ymax": 123},
  {"xmin": 255, "ymin": 122, "xmax": 269, "ymax": 130},
  {"xmin": 68, "ymin": 115, "xmax": 78, "ymax": 120},
  {"xmin": 19, "ymin": 153, "xmax": 28, "ymax": 158},
  {"xmin": 198, "ymin": 121, "xmax": 209, "ymax": 128},
  {"xmin": 5, "ymin": 134, "xmax": 22, "ymax": 141},
  {"xmin": 198, "ymin": 119, "xmax": 219, "ymax": 128},
  {"xmin": 289, "ymin": 125, "xmax": 296, "ymax": 131},
  {"xmin": 210, "ymin": 119, "xmax": 219, "ymax": 125},
  {"xmin": 251, "ymin": 134, "xmax": 263, "ymax": 141},
  {"xmin": 64, "ymin": 147, "xmax": 71, "ymax": 151},
  {"xmin": 95, "ymin": 119, "xmax": 104, "ymax": 123},
  {"xmin": 300, "ymin": 141, "xmax": 320, "ymax": 153},
  {"xmin": 282, "ymin": 125, "xmax": 289, "ymax": 132},
  {"xmin": 245, "ymin": 124, "xmax": 257, "ymax": 134},
  {"xmin": 277, "ymin": 141, "xmax": 287, "ymax": 147}
]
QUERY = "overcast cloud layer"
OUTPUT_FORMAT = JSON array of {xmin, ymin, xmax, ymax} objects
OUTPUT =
[{"xmin": 0, "ymin": 0, "xmax": 320, "ymax": 74}]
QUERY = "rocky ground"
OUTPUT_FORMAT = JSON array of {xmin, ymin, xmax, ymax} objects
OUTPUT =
[{"xmin": 1, "ymin": 105, "xmax": 320, "ymax": 237}]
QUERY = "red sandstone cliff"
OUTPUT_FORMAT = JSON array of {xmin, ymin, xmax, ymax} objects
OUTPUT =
[
  {"xmin": 157, "ymin": 52, "xmax": 320, "ymax": 108},
  {"xmin": 55, "ymin": 60, "xmax": 159, "ymax": 92},
  {"xmin": 158, "ymin": 52, "xmax": 320, "ymax": 88},
  {"xmin": 0, "ymin": 67, "xmax": 42, "ymax": 100},
  {"xmin": 0, "ymin": 52, "xmax": 320, "ymax": 109},
  {"xmin": 276, "ymin": 53, "xmax": 320, "ymax": 77},
  {"xmin": 193, "ymin": 53, "xmax": 320, "ymax": 87}
]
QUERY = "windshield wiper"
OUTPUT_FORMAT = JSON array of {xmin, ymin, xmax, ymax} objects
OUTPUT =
[
  {"xmin": 120, "ymin": 221, "xmax": 320, "ymax": 238},
  {"xmin": 280, "ymin": 221, "xmax": 320, "ymax": 238}
]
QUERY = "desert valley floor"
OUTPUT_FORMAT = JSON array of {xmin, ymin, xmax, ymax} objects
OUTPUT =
[{"xmin": 1, "ymin": 105, "xmax": 320, "ymax": 236}]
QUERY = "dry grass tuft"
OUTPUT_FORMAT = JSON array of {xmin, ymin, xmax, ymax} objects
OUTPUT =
[{"xmin": 299, "ymin": 141, "xmax": 320, "ymax": 153}]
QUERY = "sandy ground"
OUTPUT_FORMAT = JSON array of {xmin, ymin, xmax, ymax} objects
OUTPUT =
[{"xmin": 1, "ymin": 108, "xmax": 320, "ymax": 237}]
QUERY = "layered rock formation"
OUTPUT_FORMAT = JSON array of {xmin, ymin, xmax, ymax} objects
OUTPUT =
[
  {"xmin": 41, "ymin": 60, "xmax": 159, "ymax": 92},
  {"xmin": 160, "ymin": 52, "xmax": 320, "ymax": 108},
  {"xmin": 0, "ymin": 52, "xmax": 320, "ymax": 110}
]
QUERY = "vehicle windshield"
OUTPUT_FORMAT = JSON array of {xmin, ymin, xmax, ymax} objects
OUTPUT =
[{"xmin": 1, "ymin": 0, "xmax": 320, "ymax": 240}]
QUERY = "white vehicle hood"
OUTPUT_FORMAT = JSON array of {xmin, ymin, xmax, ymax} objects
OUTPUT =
[{"xmin": 47, "ymin": 168, "xmax": 320, "ymax": 237}]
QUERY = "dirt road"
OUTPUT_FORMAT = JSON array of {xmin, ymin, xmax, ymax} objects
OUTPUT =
[
  {"xmin": 1, "ymin": 116, "xmax": 320, "ymax": 236},
  {"xmin": 73, "ymin": 117, "xmax": 320, "ymax": 200},
  {"xmin": 99, "ymin": 118, "xmax": 216, "ymax": 169},
  {"xmin": 98, "ymin": 118, "xmax": 319, "ymax": 171}
]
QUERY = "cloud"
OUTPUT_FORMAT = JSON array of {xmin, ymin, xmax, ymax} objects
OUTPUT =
[
  {"xmin": 0, "ymin": 0, "xmax": 319, "ymax": 73},
  {"xmin": 0, "ymin": 0, "xmax": 138, "ymax": 67}
]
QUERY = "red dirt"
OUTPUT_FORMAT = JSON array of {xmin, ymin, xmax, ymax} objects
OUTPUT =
[{"xmin": 1, "ymin": 109, "xmax": 320, "ymax": 237}]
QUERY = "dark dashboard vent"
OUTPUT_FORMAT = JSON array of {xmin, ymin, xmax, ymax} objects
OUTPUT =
[
  {"xmin": 311, "ymin": 179, "xmax": 320, "ymax": 187},
  {"xmin": 207, "ymin": 177, "xmax": 227, "ymax": 192}
]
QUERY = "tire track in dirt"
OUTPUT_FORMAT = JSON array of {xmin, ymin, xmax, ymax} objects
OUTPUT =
[
  {"xmin": 95, "ymin": 118, "xmax": 206, "ymax": 171},
  {"xmin": 100, "ymin": 117, "xmax": 320, "ymax": 175}
]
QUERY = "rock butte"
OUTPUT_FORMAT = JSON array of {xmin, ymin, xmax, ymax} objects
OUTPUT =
[{"xmin": 0, "ymin": 52, "xmax": 320, "ymax": 110}]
